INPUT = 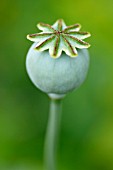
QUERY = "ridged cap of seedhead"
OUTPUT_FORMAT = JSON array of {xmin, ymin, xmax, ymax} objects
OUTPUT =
[{"xmin": 27, "ymin": 19, "xmax": 91, "ymax": 59}]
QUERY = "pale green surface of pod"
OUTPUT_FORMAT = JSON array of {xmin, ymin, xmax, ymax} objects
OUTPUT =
[{"xmin": 26, "ymin": 43, "xmax": 89, "ymax": 95}]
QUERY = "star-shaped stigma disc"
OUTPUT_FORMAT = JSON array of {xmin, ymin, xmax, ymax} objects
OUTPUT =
[{"xmin": 27, "ymin": 19, "xmax": 91, "ymax": 58}]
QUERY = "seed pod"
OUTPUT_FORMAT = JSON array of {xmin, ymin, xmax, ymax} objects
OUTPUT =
[{"xmin": 26, "ymin": 19, "xmax": 91, "ymax": 95}]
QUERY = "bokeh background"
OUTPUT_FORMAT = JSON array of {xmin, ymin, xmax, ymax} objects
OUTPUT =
[{"xmin": 1, "ymin": 0, "xmax": 113, "ymax": 169}]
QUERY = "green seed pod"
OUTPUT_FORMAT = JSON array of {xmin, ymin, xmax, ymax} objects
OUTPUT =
[{"xmin": 26, "ymin": 19, "xmax": 91, "ymax": 95}]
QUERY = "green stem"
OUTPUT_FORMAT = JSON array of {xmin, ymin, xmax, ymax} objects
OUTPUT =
[{"xmin": 44, "ymin": 98, "xmax": 62, "ymax": 170}]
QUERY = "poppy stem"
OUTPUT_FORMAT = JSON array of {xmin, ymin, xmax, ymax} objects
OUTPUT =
[{"xmin": 44, "ymin": 98, "xmax": 62, "ymax": 170}]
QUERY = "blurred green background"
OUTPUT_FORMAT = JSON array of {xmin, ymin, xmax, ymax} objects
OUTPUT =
[{"xmin": 1, "ymin": 0, "xmax": 113, "ymax": 169}]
